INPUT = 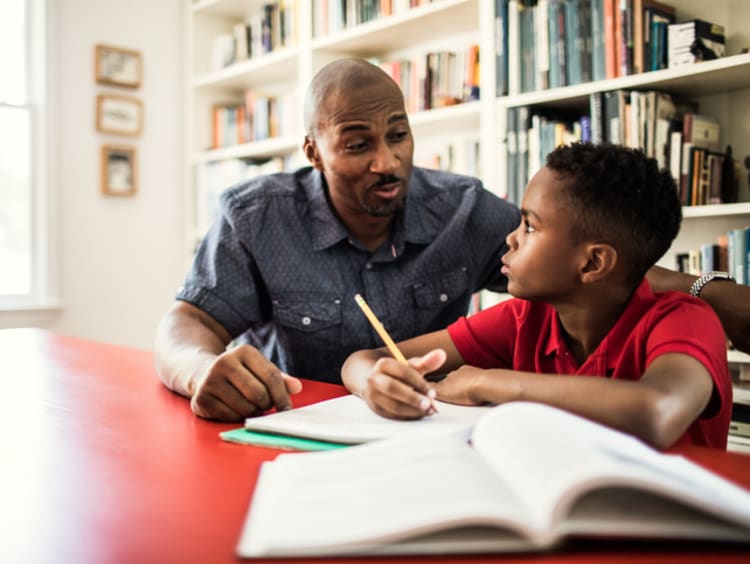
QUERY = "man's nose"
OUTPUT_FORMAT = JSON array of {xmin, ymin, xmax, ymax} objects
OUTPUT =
[{"xmin": 370, "ymin": 143, "xmax": 398, "ymax": 173}]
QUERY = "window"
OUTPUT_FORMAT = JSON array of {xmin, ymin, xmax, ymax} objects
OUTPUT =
[{"xmin": 0, "ymin": 0, "xmax": 54, "ymax": 308}]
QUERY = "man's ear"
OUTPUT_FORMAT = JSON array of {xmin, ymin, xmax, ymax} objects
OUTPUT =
[
  {"xmin": 303, "ymin": 135, "xmax": 323, "ymax": 170},
  {"xmin": 580, "ymin": 243, "xmax": 617, "ymax": 284}
]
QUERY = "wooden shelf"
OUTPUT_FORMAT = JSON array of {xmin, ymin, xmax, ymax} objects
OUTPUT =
[
  {"xmin": 310, "ymin": 0, "xmax": 478, "ymax": 55},
  {"xmin": 192, "ymin": 47, "xmax": 299, "ymax": 91},
  {"xmin": 193, "ymin": 135, "xmax": 300, "ymax": 163},
  {"xmin": 498, "ymin": 53, "xmax": 750, "ymax": 111}
]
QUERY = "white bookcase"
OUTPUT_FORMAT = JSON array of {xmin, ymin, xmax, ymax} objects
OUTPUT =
[{"xmin": 186, "ymin": 0, "xmax": 750, "ymax": 449}]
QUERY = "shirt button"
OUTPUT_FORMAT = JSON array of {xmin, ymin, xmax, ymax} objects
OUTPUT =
[
  {"xmin": 439, "ymin": 293, "xmax": 448, "ymax": 302},
  {"xmin": 301, "ymin": 316, "xmax": 311, "ymax": 326},
  {"xmin": 366, "ymin": 263, "xmax": 373, "ymax": 270}
]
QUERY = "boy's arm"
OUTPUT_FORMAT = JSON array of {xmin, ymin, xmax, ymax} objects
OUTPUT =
[
  {"xmin": 435, "ymin": 352, "xmax": 714, "ymax": 450},
  {"xmin": 342, "ymin": 329, "xmax": 464, "ymax": 419},
  {"xmin": 647, "ymin": 265, "xmax": 750, "ymax": 354}
]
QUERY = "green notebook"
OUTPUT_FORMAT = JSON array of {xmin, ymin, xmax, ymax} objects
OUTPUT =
[{"xmin": 220, "ymin": 428, "xmax": 349, "ymax": 451}]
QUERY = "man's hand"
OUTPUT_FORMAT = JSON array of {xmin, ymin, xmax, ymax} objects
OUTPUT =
[
  {"xmin": 190, "ymin": 345, "xmax": 302, "ymax": 421},
  {"xmin": 360, "ymin": 349, "xmax": 446, "ymax": 420}
]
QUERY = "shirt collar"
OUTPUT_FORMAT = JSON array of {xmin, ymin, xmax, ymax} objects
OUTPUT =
[
  {"xmin": 304, "ymin": 167, "xmax": 442, "ymax": 252},
  {"xmin": 542, "ymin": 278, "xmax": 656, "ymax": 369}
]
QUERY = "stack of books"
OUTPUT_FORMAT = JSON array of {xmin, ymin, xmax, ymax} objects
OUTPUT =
[{"xmin": 668, "ymin": 19, "xmax": 726, "ymax": 68}]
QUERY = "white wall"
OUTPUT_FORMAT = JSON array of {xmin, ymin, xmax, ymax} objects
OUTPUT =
[{"xmin": 0, "ymin": 0, "xmax": 185, "ymax": 350}]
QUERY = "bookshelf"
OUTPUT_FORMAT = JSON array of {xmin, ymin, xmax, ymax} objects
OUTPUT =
[{"xmin": 186, "ymin": 1, "xmax": 750, "ymax": 419}]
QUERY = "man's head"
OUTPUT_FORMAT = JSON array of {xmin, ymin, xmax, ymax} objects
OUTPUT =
[
  {"xmin": 502, "ymin": 143, "xmax": 681, "ymax": 299},
  {"xmin": 302, "ymin": 58, "xmax": 414, "ymax": 220}
]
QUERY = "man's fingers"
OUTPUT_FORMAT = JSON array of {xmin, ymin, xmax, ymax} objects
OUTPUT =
[
  {"xmin": 282, "ymin": 373, "xmax": 303, "ymax": 395},
  {"xmin": 233, "ymin": 346, "xmax": 292, "ymax": 412}
]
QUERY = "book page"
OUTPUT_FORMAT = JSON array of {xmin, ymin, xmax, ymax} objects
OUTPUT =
[
  {"xmin": 244, "ymin": 394, "xmax": 493, "ymax": 444},
  {"xmin": 471, "ymin": 402, "xmax": 750, "ymax": 539},
  {"xmin": 237, "ymin": 434, "xmax": 541, "ymax": 557}
]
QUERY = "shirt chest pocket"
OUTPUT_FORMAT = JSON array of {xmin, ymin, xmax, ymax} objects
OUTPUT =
[
  {"xmin": 412, "ymin": 267, "xmax": 470, "ymax": 309},
  {"xmin": 273, "ymin": 296, "xmax": 343, "ymax": 351}
]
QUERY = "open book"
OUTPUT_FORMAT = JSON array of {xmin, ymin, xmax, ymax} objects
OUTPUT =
[
  {"xmin": 237, "ymin": 402, "xmax": 750, "ymax": 557},
  {"xmin": 242, "ymin": 394, "xmax": 493, "ymax": 444}
]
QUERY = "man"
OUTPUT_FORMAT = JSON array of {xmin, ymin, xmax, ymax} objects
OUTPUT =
[
  {"xmin": 155, "ymin": 58, "xmax": 519, "ymax": 421},
  {"xmin": 156, "ymin": 58, "xmax": 750, "ymax": 422}
]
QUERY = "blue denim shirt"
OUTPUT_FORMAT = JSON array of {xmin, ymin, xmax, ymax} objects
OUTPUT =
[{"xmin": 177, "ymin": 166, "xmax": 520, "ymax": 383}]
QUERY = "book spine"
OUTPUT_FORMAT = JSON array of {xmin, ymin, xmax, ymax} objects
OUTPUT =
[
  {"xmin": 591, "ymin": 0, "xmax": 606, "ymax": 81},
  {"xmin": 495, "ymin": 0, "xmax": 509, "ymax": 96}
]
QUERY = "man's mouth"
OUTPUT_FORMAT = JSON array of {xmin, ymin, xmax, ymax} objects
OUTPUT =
[{"xmin": 370, "ymin": 178, "xmax": 401, "ymax": 199}]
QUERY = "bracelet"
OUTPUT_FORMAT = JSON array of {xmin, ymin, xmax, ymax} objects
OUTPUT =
[{"xmin": 688, "ymin": 271, "xmax": 736, "ymax": 298}]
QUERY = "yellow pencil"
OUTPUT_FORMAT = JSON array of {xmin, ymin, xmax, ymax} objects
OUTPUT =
[
  {"xmin": 353, "ymin": 294, "xmax": 437, "ymax": 413},
  {"xmin": 354, "ymin": 294, "xmax": 407, "ymax": 363}
]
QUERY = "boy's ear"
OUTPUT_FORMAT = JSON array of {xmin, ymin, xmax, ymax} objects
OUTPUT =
[
  {"xmin": 580, "ymin": 243, "xmax": 617, "ymax": 283},
  {"xmin": 303, "ymin": 136, "xmax": 323, "ymax": 170}
]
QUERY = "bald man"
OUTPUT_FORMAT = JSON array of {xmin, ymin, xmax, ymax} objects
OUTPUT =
[{"xmin": 155, "ymin": 58, "xmax": 520, "ymax": 421}]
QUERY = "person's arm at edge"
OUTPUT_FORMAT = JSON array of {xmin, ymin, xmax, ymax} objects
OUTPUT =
[
  {"xmin": 437, "ymin": 353, "xmax": 714, "ymax": 450},
  {"xmin": 154, "ymin": 300, "xmax": 232, "ymax": 398},
  {"xmin": 647, "ymin": 265, "xmax": 750, "ymax": 354}
]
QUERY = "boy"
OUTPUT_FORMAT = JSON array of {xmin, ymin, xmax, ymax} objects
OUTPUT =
[{"xmin": 342, "ymin": 143, "xmax": 732, "ymax": 450}]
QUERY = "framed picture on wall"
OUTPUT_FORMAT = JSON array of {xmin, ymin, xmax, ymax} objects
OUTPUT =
[
  {"xmin": 101, "ymin": 145, "xmax": 137, "ymax": 197},
  {"xmin": 96, "ymin": 94, "xmax": 143, "ymax": 136},
  {"xmin": 95, "ymin": 44, "xmax": 142, "ymax": 88}
]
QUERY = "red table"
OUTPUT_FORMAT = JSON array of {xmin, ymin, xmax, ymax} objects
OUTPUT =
[{"xmin": 2, "ymin": 328, "xmax": 748, "ymax": 563}]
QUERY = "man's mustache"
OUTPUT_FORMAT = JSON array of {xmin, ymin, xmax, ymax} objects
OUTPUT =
[{"xmin": 372, "ymin": 175, "xmax": 400, "ymax": 188}]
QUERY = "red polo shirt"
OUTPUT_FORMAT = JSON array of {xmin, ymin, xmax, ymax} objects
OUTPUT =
[{"xmin": 447, "ymin": 279, "xmax": 732, "ymax": 449}]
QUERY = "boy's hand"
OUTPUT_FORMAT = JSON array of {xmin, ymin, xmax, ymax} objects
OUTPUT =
[
  {"xmin": 435, "ymin": 365, "xmax": 489, "ymax": 406},
  {"xmin": 361, "ymin": 349, "xmax": 446, "ymax": 419}
]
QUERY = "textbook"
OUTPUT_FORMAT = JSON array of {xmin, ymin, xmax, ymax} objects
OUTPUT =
[
  {"xmin": 238, "ymin": 402, "xmax": 750, "ymax": 557},
  {"xmin": 242, "ymin": 394, "xmax": 493, "ymax": 445}
]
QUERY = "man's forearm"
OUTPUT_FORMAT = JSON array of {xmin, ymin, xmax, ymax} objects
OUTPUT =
[
  {"xmin": 647, "ymin": 265, "xmax": 750, "ymax": 354},
  {"xmin": 154, "ymin": 306, "xmax": 229, "ymax": 397}
]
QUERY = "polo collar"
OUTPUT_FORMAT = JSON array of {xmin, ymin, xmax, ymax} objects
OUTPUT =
[{"xmin": 542, "ymin": 278, "xmax": 656, "ymax": 371}]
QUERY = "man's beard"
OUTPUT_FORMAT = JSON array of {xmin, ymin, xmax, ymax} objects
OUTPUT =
[{"xmin": 362, "ymin": 175, "xmax": 405, "ymax": 217}]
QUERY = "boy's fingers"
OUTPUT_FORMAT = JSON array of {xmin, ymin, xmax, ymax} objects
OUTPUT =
[{"xmin": 409, "ymin": 348, "xmax": 447, "ymax": 374}]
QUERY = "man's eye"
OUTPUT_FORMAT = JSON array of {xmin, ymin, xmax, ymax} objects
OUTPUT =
[
  {"xmin": 388, "ymin": 131, "xmax": 408, "ymax": 142},
  {"xmin": 346, "ymin": 141, "xmax": 369, "ymax": 152}
]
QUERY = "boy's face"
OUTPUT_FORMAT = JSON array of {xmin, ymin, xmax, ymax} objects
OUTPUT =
[
  {"xmin": 502, "ymin": 166, "xmax": 588, "ymax": 300},
  {"xmin": 304, "ymin": 79, "xmax": 414, "ymax": 220}
]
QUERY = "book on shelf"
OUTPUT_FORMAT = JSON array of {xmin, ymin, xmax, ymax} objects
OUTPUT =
[
  {"xmin": 495, "ymin": 0, "xmax": 509, "ymax": 96},
  {"xmin": 668, "ymin": 19, "xmax": 726, "ymax": 68},
  {"xmin": 237, "ymin": 401, "xmax": 750, "ymax": 558},
  {"xmin": 636, "ymin": 0, "xmax": 675, "ymax": 72},
  {"xmin": 378, "ymin": 47, "xmax": 479, "ymax": 114},
  {"xmin": 728, "ymin": 227, "xmax": 749, "ymax": 286}
]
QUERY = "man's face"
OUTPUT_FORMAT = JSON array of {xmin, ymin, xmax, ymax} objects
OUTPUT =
[
  {"xmin": 501, "ymin": 167, "xmax": 588, "ymax": 301},
  {"xmin": 304, "ymin": 79, "xmax": 414, "ymax": 220}
]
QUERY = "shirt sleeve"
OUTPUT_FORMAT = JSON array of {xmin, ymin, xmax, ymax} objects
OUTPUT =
[
  {"xmin": 447, "ymin": 299, "xmax": 524, "ymax": 369},
  {"xmin": 177, "ymin": 207, "xmax": 266, "ymax": 339},
  {"xmin": 645, "ymin": 298, "xmax": 732, "ymax": 420}
]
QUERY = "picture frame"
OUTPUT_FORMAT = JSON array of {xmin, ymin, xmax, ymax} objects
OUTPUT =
[
  {"xmin": 96, "ymin": 94, "xmax": 143, "ymax": 136},
  {"xmin": 95, "ymin": 44, "xmax": 142, "ymax": 88},
  {"xmin": 101, "ymin": 145, "xmax": 137, "ymax": 197}
]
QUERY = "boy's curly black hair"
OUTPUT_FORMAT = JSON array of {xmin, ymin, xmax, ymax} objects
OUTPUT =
[{"xmin": 545, "ymin": 142, "xmax": 682, "ymax": 286}]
